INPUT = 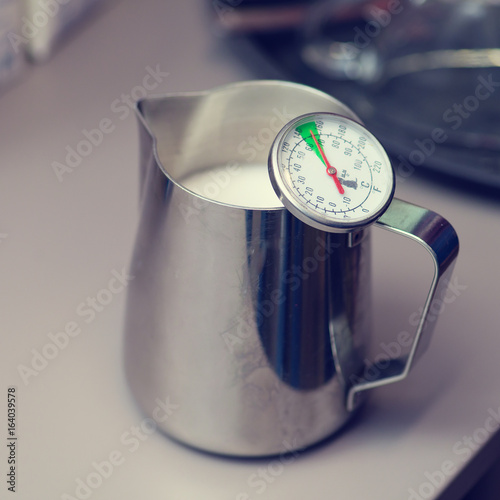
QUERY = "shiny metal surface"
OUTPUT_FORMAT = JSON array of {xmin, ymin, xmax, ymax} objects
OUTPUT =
[
  {"xmin": 124, "ymin": 81, "xmax": 459, "ymax": 456},
  {"xmin": 347, "ymin": 199, "xmax": 460, "ymax": 410}
]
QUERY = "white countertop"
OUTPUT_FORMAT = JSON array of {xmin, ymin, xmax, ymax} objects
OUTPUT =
[{"xmin": 1, "ymin": 1, "xmax": 499, "ymax": 499}]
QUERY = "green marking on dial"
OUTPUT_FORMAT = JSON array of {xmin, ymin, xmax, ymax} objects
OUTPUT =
[{"xmin": 295, "ymin": 121, "xmax": 324, "ymax": 165}]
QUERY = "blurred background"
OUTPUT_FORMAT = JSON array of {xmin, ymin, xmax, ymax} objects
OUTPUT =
[
  {"xmin": 211, "ymin": 0, "xmax": 500, "ymax": 192},
  {"xmin": 1, "ymin": 1, "xmax": 500, "ymax": 499},
  {"xmin": 3, "ymin": 0, "xmax": 499, "ymax": 197}
]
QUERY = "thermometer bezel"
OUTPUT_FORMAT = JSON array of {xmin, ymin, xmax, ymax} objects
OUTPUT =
[{"xmin": 268, "ymin": 112, "xmax": 396, "ymax": 233}]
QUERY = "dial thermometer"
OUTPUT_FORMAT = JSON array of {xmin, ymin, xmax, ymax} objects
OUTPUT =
[{"xmin": 269, "ymin": 112, "xmax": 395, "ymax": 233}]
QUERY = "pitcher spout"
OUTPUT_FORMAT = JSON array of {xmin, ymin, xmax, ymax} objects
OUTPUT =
[{"xmin": 135, "ymin": 93, "xmax": 205, "ymax": 202}]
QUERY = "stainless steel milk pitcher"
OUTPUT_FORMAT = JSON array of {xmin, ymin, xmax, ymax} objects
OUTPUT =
[{"xmin": 124, "ymin": 81, "xmax": 459, "ymax": 456}]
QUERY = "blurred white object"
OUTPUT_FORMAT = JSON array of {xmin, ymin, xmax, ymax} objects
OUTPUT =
[
  {"xmin": 21, "ymin": 0, "xmax": 102, "ymax": 62},
  {"xmin": 0, "ymin": 0, "xmax": 25, "ymax": 90}
]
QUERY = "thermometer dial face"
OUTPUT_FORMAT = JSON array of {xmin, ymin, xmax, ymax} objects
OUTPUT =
[{"xmin": 269, "ymin": 113, "xmax": 395, "ymax": 232}]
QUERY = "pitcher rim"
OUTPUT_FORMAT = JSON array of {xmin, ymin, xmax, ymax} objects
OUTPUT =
[{"xmin": 134, "ymin": 80, "xmax": 360, "ymax": 212}]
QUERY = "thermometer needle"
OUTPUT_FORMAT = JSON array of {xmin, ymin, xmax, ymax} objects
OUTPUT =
[{"xmin": 310, "ymin": 132, "xmax": 345, "ymax": 195}]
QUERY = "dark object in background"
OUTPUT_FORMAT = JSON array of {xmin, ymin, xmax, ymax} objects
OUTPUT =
[{"xmin": 214, "ymin": 0, "xmax": 500, "ymax": 190}]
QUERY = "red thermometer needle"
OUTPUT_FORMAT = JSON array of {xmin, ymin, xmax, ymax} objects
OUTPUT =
[{"xmin": 310, "ymin": 131, "xmax": 345, "ymax": 195}]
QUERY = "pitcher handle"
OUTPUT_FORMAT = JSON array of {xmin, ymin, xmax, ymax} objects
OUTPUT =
[{"xmin": 346, "ymin": 198, "xmax": 459, "ymax": 411}]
